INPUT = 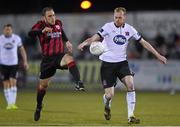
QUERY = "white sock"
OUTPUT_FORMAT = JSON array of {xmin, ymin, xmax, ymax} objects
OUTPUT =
[
  {"xmin": 11, "ymin": 86, "xmax": 17, "ymax": 104},
  {"xmin": 9, "ymin": 88, "xmax": 14, "ymax": 105},
  {"xmin": 103, "ymin": 94, "xmax": 112, "ymax": 109},
  {"xmin": 126, "ymin": 91, "xmax": 136, "ymax": 118},
  {"xmin": 4, "ymin": 88, "xmax": 13, "ymax": 105},
  {"xmin": 4, "ymin": 89, "xmax": 10, "ymax": 105}
]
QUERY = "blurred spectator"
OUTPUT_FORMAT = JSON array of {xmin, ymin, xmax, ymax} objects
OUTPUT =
[
  {"xmin": 76, "ymin": 29, "xmax": 98, "ymax": 60},
  {"xmin": 0, "ymin": 24, "xmax": 29, "ymax": 110},
  {"xmin": 170, "ymin": 35, "xmax": 180, "ymax": 59}
]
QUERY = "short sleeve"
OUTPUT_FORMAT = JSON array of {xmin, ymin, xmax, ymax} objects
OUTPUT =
[
  {"xmin": 17, "ymin": 36, "xmax": 22, "ymax": 47},
  {"xmin": 131, "ymin": 26, "xmax": 141, "ymax": 41},
  {"xmin": 98, "ymin": 24, "xmax": 109, "ymax": 38},
  {"xmin": 31, "ymin": 20, "xmax": 44, "ymax": 31}
]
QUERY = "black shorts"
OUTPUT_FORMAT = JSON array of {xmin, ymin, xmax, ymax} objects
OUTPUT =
[
  {"xmin": 40, "ymin": 54, "xmax": 68, "ymax": 79},
  {"xmin": 100, "ymin": 60, "xmax": 134, "ymax": 88},
  {"xmin": 0, "ymin": 65, "xmax": 18, "ymax": 81}
]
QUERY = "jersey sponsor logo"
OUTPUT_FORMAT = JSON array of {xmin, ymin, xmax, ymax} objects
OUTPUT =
[
  {"xmin": 3, "ymin": 43, "xmax": 14, "ymax": 50},
  {"xmin": 113, "ymin": 35, "xmax": 126, "ymax": 45},
  {"xmin": 55, "ymin": 25, "xmax": 60, "ymax": 30},
  {"xmin": 47, "ymin": 32, "xmax": 62, "ymax": 38}
]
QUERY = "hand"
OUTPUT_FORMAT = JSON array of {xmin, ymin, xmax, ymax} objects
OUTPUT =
[
  {"xmin": 23, "ymin": 61, "xmax": 29, "ymax": 70},
  {"xmin": 78, "ymin": 41, "xmax": 88, "ymax": 51},
  {"xmin": 66, "ymin": 41, "xmax": 73, "ymax": 53},
  {"xmin": 42, "ymin": 27, "xmax": 52, "ymax": 33},
  {"xmin": 157, "ymin": 55, "xmax": 167, "ymax": 64}
]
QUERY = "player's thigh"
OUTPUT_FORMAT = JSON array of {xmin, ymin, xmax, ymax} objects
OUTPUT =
[
  {"xmin": 0, "ymin": 65, "xmax": 10, "ymax": 81},
  {"xmin": 40, "ymin": 58, "xmax": 57, "ymax": 79},
  {"xmin": 100, "ymin": 61, "xmax": 117, "ymax": 88},
  {"xmin": 9, "ymin": 65, "xmax": 18, "ymax": 79},
  {"xmin": 60, "ymin": 53, "xmax": 73, "ymax": 66},
  {"xmin": 39, "ymin": 77, "xmax": 51, "ymax": 88},
  {"xmin": 104, "ymin": 86, "xmax": 115, "ymax": 97},
  {"xmin": 121, "ymin": 75, "xmax": 134, "ymax": 90},
  {"xmin": 9, "ymin": 78, "xmax": 17, "ymax": 86},
  {"xmin": 116, "ymin": 61, "xmax": 134, "ymax": 81}
]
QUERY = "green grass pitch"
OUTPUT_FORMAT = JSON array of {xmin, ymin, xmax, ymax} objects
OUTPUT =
[{"xmin": 0, "ymin": 89, "xmax": 180, "ymax": 126}]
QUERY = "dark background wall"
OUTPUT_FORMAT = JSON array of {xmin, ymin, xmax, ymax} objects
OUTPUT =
[{"xmin": 0, "ymin": 0, "xmax": 179, "ymax": 14}]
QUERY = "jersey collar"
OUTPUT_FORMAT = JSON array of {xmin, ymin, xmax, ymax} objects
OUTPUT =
[{"xmin": 114, "ymin": 23, "xmax": 125, "ymax": 28}]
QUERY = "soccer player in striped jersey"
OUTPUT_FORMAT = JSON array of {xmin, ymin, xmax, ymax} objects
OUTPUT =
[
  {"xmin": 78, "ymin": 7, "xmax": 167, "ymax": 124},
  {"xmin": 0, "ymin": 24, "xmax": 29, "ymax": 110},
  {"xmin": 29, "ymin": 7, "xmax": 84, "ymax": 121}
]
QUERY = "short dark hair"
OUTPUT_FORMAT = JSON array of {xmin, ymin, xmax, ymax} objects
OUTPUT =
[
  {"xmin": 3, "ymin": 24, "xmax": 13, "ymax": 28},
  {"xmin": 42, "ymin": 7, "xmax": 54, "ymax": 16}
]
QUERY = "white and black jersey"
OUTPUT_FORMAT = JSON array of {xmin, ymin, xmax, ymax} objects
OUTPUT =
[
  {"xmin": 98, "ymin": 22, "xmax": 141, "ymax": 62},
  {"xmin": 0, "ymin": 34, "xmax": 22, "ymax": 65}
]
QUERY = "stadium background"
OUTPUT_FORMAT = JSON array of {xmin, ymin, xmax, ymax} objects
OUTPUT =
[{"xmin": 0, "ymin": 0, "xmax": 180, "ymax": 126}]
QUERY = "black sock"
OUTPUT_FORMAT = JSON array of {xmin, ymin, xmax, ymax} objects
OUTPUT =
[
  {"xmin": 67, "ymin": 61, "xmax": 80, "ymax": 84},
  {"xmin": 36, "ymin": 87, "xmax": 46, "ymax": 107}
]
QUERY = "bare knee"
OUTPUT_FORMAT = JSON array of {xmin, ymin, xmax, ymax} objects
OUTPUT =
[
  {"xmin": 64, "ymin": 54, "xmax": 74, "ymax": 63},
  {"xmin": 126, "ymin": 83, "xmax": 134, "ymax": 91},
  {"xmin": 39, "ymin": 80, "xmax": 50, "ymax": 89},
  {"xmin": 105, "ymin": 92, "xmax": 114, "ymax": 100}
]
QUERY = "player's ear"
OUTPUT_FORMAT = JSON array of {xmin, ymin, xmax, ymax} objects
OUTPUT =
[{"xmin": 43, "ymin": 16, "xmax": 45, "ymax": 21}]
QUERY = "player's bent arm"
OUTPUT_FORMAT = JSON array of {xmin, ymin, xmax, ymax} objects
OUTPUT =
[
  {"xmin": 139, "ymin": 38, "xmax": 167, "ymax": 64},
  {"xmin": 65, "ymin": 41, "xmax": 73, "ymax": 53},
  {"xmin": 19, "ymin": 46, "xmax": 29, "ymax": 69},
  {"xmin": 78, "ymin": 34, "xmax": 101, "ymax": 50}
]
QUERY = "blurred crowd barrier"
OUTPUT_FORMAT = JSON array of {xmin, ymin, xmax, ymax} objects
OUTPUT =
[{"xmin": 11, "ymin": 60, "xmax": 179, "ymax": 91}]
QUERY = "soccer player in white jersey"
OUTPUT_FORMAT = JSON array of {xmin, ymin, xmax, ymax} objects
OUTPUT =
[
  {"xmin": 0, "ymin": 24, "xmax": 29, "ymax": 110},
  {"xmin": 78, "ymin": 7, "xmax": 167, "ymax": 124}
]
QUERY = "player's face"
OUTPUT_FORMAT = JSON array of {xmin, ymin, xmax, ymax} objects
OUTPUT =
[
  {"xmin": 44, "ymin": 10, "xmax": 56, "ymax": 25},
  {"xmin": 114, "ymin": 11, "xmax": 126, "ymax": 27},
  {"xmin": 3, "ymin": 26, "xmax": 13, "ymax": 37}
]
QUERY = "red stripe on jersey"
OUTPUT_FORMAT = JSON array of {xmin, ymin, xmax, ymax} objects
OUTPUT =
[
  {"xmin": 43, "ymin": 43, "xmax": 48, "ymax": 56},
  {"xmin": 55, "ymin": 38, "xmax": 60, "ymax": 54},
  {"xmin": 49, "ymin": 39, "xmax": 54, "ymax": 56},
  {"xmin": 60, "ymin": 38, "xmax": 64, "ymax": 52}
]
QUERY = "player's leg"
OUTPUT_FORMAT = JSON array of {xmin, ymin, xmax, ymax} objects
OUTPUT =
[
  {"xmin": 121, "ymin": 75, "xmax": 140, "ymax": 124},
  {"xmin": 34, "ymin": 58, "xmax": 56, "ymax": 121},
  {"xmin": 9, "ymin": 65, "xmax": 18, "ymax": 109},
  {"xmin": 117, "ymin": 60, "xmax": 139, "ymax": 124},
  {"xmin": 9, "ymin": 78, "xmax": 18, "ymax": 109},
  {"xmin": 61, "ymin": 53, "xmax": 84, "ymax": 91},
  {"xmin": 101, "ymin": 61, "xmax": 116, "ymax": 120},
  {"xmin": 103, "ymin": 87, "xmax": 114, "ymax": 120},
  {"xmin": 0, "ymin": 65, "xmax": 13, "ymax": 109},
  {"xmin": 3, "ymin": 80, "xmax": 12, "ymax": 109},
  {"xmin": 34, "ymin": 77, "xmax": 51, "ymax": 121}
]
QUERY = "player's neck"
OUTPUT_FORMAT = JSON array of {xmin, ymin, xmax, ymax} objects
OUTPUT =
[
  {"xmin": 4, "ymin": 35, "xmax": 12, "ymax": 38},
  {"xmin": 114, "ymin": 22, "xmax": 125, "ymax": 28}
]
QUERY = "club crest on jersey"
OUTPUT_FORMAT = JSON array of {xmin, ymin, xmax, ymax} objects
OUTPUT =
[
  {"xmin": 125, "ymin": 32, "xmax": 129, "ymax": 36},
  {"xmin": 4, "ymin": 43, "xmax": 14, "ymax": 50},
  {"xmin": 113, "ymin": 35, "xmax": 126, "ymax": 45},
  {"xmin": 55, "ymin": 25, "xmax": 60, "ymax": 29}
]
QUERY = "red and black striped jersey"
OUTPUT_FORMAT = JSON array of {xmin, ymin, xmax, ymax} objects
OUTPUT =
[{"xmin": 29, "ymin": 19, "xmax": 68, "ymax": 56}]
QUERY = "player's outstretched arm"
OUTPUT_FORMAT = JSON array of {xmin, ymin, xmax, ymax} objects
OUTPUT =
[
  {"xmin": 139, "ymin": 38, "xmax": 167, "ymax": 64},
  {"xmin": 19, "ymin": 46, "xmax": 29, "ymax": 70},
  {"xmin": 78, "ymin": 34, "xmax": 101, "ymax": 51}
]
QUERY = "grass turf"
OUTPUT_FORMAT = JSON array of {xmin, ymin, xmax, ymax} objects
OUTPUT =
[{"xmin": 0, "ymin": 89, "xmax": 179, "ymax": 126}]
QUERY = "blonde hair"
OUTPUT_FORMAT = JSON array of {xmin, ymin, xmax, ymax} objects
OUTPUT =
[{"xmin": 114, "ymin": 7, "xmax": 126, "ymax": 14}]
